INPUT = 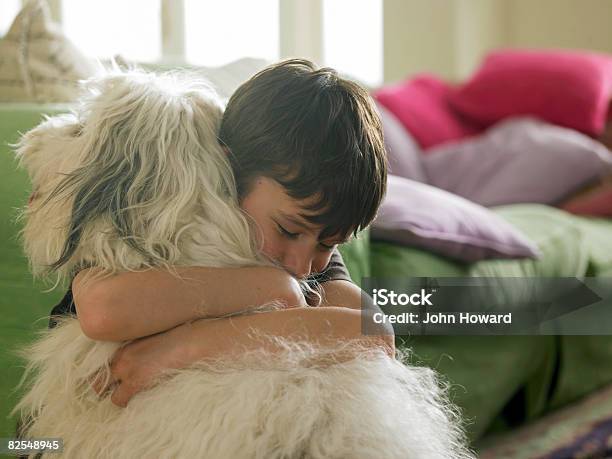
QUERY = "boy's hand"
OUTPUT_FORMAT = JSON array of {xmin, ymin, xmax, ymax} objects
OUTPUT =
[
  {"xmin": 280, "ymin": 274, "xmax": 309, "ymax": 309},
  {"xmin": 90, "ymin": 298, "xmax": 393, "ymax": 408},
  {"xmin": 320, "ymin": 280, "xmax": 395, "ymax": 354},
  {"xmin": 90, "ymin": 322, "xmax": 197, "ymax": 408}
]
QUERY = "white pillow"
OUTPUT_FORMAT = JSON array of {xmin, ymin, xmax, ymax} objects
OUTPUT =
[
  {"xmin": 0, "ymin": 0, "xmax": 101, "ymax": 102},
  {"xmin": 137, "ymin": 57, "xmax": 269, "ymax": 101},
  {"xmin": 199, "ymin": 57, "xmax": 269, "ymax": 100}
]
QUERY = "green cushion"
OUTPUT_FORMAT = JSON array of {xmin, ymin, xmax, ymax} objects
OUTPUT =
[
  {"xmin": 547, "ymin": 211, "xmax": 612, "ymax": 411},
  {"xmin": 371, "ymin": 203, "xmax": 591, "ymax": 440},
  {"xmin": 0, "ymin": 105, "xmax": 70, "ymax": 437},
  {"xmin": 372, "ymin": 203, "xmax": 589, "ymax": 279},
  {"xmin": 338, "ymin": 229, "xmax": 370, "ymax": 288},
  {"xmin": 575, "ymin": 215, "xmax": 612, "ymax": 277}
]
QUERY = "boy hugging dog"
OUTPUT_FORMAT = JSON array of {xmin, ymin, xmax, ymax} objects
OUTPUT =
[
  {"xmin": 14, "ymin": 59, "xmax": 474, "ymax": 459},
  {"xmin": 58, "ymin": 58, "xmax": 394, "ymax": 406}
]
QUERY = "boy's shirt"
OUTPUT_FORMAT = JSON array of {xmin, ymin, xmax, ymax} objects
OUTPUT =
[{"xmin": 48, "ymin": 248, "xmax": 353, "ymax": 329}]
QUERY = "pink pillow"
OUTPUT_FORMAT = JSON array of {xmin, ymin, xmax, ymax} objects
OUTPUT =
[
  {"xmin": 374, "ymin": 74, "xmax": 479, "ymax": 150},
  {"xmin": 449, "ymin": 49, "xmax": 612, "ymax": 136},
  {"xmin": 561, "ymin": 183, "xmax": 612, "ymax": 217}
]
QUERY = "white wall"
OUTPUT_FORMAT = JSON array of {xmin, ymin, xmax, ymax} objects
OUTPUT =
[
  {"xmin": 280, "ymin": 0, "xmax": 323, "ymax": 64},
  {"xmin": 383, "ymin": 0, "xmax": 456, "ymax": 84},
  {"xmin": 507, "ymin": 0, "xmax": 612, "ymax": 53},
  {"xmin": 453, "ymin": 0, "xmax": 508, "ymax": 80},
  {"xmin": 383, "ymin": 0, "xmax": 612, "ymax": 84}
]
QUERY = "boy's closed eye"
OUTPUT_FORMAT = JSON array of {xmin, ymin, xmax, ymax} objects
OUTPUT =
[
  {"xmin": 275, "ymin": 222, "xmax": 299, "ymax": 239},
  {"xmin": 275, "ymin": 221, "xmax": 336, "ymax": 252}
]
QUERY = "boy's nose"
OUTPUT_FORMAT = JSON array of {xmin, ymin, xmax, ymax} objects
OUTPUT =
[{"xmin": 283, "ymin": 252, "xmax": 313, "ymax": 280}]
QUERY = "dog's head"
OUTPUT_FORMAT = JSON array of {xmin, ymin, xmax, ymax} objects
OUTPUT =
[{"xmin": 17, "ymin": 70, "xmax": 261, "ymax": 282}]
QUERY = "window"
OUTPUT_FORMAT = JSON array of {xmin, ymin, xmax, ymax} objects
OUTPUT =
[
  {"xmin": 184, "ymin": 0, "xmax": 279, "ymax": 67},
  {"xmin": 323, "ymin": 0, "xmax": 383, "ymax": 86},
  {"xmin": 0, "ymin": 0, "xmax": 21, "ymax": 36},
  {"xmin": 62, "ymin": 0, "xmax": 161, "ymax": 62},
  {"xmin": 2, "ymin": 0, "xmax": 383, "ymax": 83}
]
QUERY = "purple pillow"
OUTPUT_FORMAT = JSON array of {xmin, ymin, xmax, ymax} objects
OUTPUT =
[
  {"xmin": 371, "ymin": 175, "xmax": 541, "ymax": 262},
  {"xmin": 375, "ymin": 101, "xmax": 427, "ymax": 182},
  {"xmin": 423, "ymin": 117, "xmax": 612, "ymax": 207}
]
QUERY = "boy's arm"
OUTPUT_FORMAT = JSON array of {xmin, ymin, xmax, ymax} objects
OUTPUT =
[
  {"xmin": 184, "ymin": 305, "xmax": 395, "ymax": 363},
  {"xmin": 313, "ymin": 249, "xmax": 386, "ymax": 321},
  {"xmin": 320, "ymin": 280, "xmax": 394, "ymax": 337},
  {"xmin": 105, "ymin": 305, "xmax": 395, "ymax": 407},
  {"xmin": 73, "ymin": 266, "xmax": 306, "ymax": 342}
]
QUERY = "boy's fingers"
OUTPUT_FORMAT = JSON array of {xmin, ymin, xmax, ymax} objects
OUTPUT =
[
  {"xmin": 110, "ymin": 382, "xmax": 132, "ymax": 408},
  {"xmin": 88, "ymin": 370, "xmax": 118, "ymax": 397},
  {"xmin": 87, "ymin": 371, "xmax": 103, "ymax": 394}
]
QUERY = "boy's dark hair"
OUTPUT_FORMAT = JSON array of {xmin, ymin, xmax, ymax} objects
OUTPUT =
[{"xmin": 218, "ymin": 58, "xmax": 387, "ymax": 240}]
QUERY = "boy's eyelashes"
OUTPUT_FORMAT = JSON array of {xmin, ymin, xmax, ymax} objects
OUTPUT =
[
  {"xmin": 276, "ymin": 222, "xmax": 298, "ymax": 239},
  {"xmin": 274, "ymin": 222, "xmax": 336, "ymax": 251}
]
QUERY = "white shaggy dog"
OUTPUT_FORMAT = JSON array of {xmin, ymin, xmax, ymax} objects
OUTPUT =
[{"xmin": 11, "ymin": 70, "xmax": 474, "ymax": 459}]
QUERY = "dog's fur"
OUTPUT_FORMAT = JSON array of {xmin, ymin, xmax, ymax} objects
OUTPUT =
[{"xmin": 11, "ymin": 70, "xmax": 474, "ymax": 459}]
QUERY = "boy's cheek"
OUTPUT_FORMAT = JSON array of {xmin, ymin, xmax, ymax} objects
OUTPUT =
[{"xmin": 258, "ymin": 235, "xmax": 282, "ymax": 263}]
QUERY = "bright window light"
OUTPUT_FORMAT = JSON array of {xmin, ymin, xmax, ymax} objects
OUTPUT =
[
  {"xmin": 323, "ymin": 0, "xmax": 383, "ymax": 87},
  {"xmin": 185, "ymin": 0, "xmax": 279, "ymax": 67},
  {"xmin": 62, "ymin": 0, "xmax": 161, "ymax": 62},
  {"xmin": 0, "ymin": 0, "xmax": 21, "ymax": 36}
]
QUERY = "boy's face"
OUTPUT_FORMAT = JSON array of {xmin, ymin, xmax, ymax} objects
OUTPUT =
[{"xmin": 239, "ymin": 176, "xmax": 348, "ymax": 279}]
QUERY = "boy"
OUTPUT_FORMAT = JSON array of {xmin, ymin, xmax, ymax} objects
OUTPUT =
[{"xmin": 50, "ymin": 59, "xmax": 392, "ymax": 407}]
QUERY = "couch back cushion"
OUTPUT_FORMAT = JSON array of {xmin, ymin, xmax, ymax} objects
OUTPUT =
[{"xmin": 0, "ymin": 0, "xmax": 100, "ymax": 103}]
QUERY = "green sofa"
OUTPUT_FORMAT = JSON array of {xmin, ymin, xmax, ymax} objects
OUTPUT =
[
  {"xmin": 3, "ymin": 104, "xmax": 612, "ymax": 448},
  {"xmin": 375, "ymin": 205, "xmax": 612, "ymax": 441}
]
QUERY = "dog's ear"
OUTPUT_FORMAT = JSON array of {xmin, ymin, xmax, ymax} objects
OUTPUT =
[
  {"xmin": 15, "ymin": 113, "xmax": 82, "ymax": 194},
  {"xmin": 46, "ymin": 70, "xmax": 239, "ymax": 273},
  {"xmin": 16, "ymin": 114, "xmax": 84, "ymax": 280}
]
